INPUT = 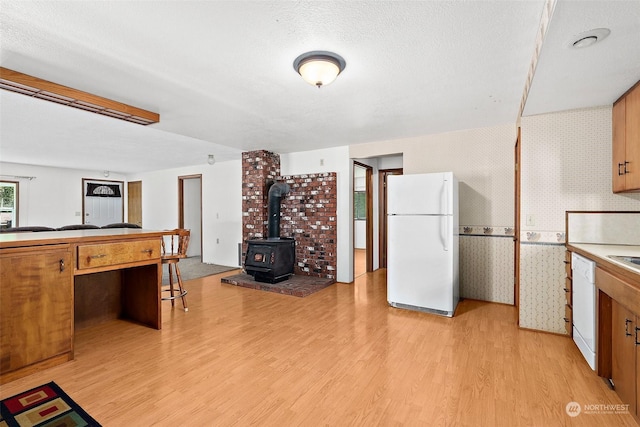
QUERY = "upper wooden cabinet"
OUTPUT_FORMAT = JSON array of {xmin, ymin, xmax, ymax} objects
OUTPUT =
[{"xmin": 613, "ymin": 81, "xmax": 640, "ymax": 193}]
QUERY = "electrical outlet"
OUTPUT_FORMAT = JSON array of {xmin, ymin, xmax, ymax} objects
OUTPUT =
[
  {"xmin": 75, "ymin": 211, "xmax": 81, "ymax": 216},
  {"xmin": 526, "ymin": 214, "xmax": 536, "ymax": 227},
  {"xmin": 320, "ymin": 159, "xmax": 324, "ymax": 166},
  {"xmin": 216, "ymin": 238, "xmax": 219, "ymax": 244}
]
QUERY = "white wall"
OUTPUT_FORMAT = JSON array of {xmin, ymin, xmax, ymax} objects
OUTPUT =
[
  {"xmin": 351, "ymin": 124, "xmax": 516, "ymax": 226},
  {"xmin": 350, "ymin": 123, "xmax": 517, "ymax": 304},
  {"xmin": 0, "ymin": 162, "xmax": 126, "ymax": 228},
  {"xmin": 127, "ymin": 159, "xmax": 243, "ymax": 268},
  {"xmin": 280, "ymin": 146, "xmax": 352, "ymax": 283}
]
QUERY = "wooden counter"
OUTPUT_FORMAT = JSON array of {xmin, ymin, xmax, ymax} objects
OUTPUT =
[{"xmin": 0, "ymin": 229, "xmax": 166, "ymax": 384}]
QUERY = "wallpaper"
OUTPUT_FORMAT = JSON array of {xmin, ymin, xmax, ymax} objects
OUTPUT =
[
  {"xmin": 460, "ymin": 234, "xmax": 514, "ymax": 305},
  {"xmin": 519, "ymin": 243, "xmax": 566, "ymax": 333},
  {"xmin": 519, "ymin": 106, "xmax": 640, "ymax": 333}
]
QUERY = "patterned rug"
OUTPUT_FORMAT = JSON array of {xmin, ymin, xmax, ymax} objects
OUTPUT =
[
  {"xmin": 221, "ymin": 273, "xmax": 335, "ymax": 297},
  {"xmin": 0, "ymin": 382, "xmax": 100, "ymax": 427}
]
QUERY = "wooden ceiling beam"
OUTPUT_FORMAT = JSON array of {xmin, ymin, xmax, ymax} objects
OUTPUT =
[{"xmin": 0, "ymin": 67, "xmax": 159, "ymax": 125}]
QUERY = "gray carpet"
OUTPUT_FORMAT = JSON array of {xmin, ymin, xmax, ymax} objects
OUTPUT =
[{"xmin": 162, "ymin": 257, "xmax": 238, "ymax": 284}]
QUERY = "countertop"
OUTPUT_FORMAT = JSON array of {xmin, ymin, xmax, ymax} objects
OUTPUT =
[
  {"xmin": 567, "ymin": 243, "xmax": 640, "ymax": 285},
  {"xmin": 0, "ymin": 228, "xmax": 168, "ymax": 249}
]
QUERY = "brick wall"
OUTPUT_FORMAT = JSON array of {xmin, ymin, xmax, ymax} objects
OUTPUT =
[
  {"xmin": 241, "ymin": 150, "xmax": 337, "ymax": 280},
  {"xmin": 241, "ymin": 150, "xmax": 280, "ymax": 240},
  {"xmin": 280, "ymin": 173, "xmax": 337, "ymax": 279}
]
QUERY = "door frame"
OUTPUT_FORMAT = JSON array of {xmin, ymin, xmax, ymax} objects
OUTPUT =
[
  {"xmin": 353, "ymin": 161, "xmax": 374, "ymax": 274},
  {"xmin": 178, "ymin": 174, "xmax": 203, "ymax": 257},
  {"xmin": 515, "ymin": 127, "xmax": 521, "ymax": 317},
  {"xmin": 378, "ymin": 168, "xmax": 403, "ymax": 269}
]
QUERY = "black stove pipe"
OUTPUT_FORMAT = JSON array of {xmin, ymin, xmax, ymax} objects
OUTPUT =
[{"xmin": 267, "ymin": 182, "xmax": 290, "ymax": 239}]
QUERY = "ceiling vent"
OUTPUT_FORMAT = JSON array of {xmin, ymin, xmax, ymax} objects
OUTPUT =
[{"xmin": 0, "ymin": 67, "xmax": 159, "ymax": 125}]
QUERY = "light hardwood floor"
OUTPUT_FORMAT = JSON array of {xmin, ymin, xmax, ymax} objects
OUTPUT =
[{"xmin": 1, "ymin": 270, "xmax": 636, "ymax": 426}]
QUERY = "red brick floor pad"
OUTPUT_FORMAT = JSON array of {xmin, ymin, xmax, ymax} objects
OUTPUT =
[{"xmin": 221, "ymin": 273, "xmax": 335, "ymax": 297}]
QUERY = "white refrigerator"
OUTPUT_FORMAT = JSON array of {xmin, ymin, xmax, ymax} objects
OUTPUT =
[{"xmin": 387, "ymin": 172, "xmax": 459, "ymax": 317}]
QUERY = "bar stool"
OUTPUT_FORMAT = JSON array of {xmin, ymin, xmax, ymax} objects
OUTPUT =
[{"xmin": 161, "ymin": 229, "xmax": 190, "ymax": 311}]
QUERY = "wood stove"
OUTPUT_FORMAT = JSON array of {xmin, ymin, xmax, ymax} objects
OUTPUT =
[{"xmin": 244, "ymin": 182, "xmax": 296, "ymax": 283}]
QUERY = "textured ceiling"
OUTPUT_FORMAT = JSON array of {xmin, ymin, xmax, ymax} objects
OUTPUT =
[{"xmin": 0, "ymin": 1, "xmax": 638, "ymax": 174}]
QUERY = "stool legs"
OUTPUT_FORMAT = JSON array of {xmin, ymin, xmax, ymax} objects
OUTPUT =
[{"xmin": 162, "ymin": 262, "xmax": 188, "ymax": 312}]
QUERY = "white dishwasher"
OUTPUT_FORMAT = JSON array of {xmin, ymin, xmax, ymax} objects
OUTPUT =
[{"xmin": 572, "ymin": 252, "xmax": 596, "ymax": 370}]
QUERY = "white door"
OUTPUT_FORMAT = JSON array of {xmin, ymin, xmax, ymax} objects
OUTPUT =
[
  {"xmin": 387, "ymin": 215, "xmax": 454, "ymax": 312},
  {"xmin": 83, "ymin": 180, "xmax": 124, "ymax": 227}
]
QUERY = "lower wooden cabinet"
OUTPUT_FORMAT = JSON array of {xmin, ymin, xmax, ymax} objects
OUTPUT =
[
  {"xmin": 0, "ymin": 245, "xmax": 73, "ymax": 377},
  {"xmin": 612, "ymin": 299, "xmax": 637, "ymax": 415}
]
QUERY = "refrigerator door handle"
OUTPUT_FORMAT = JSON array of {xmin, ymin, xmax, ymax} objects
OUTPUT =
[
  {"xmin": 443, "ymin": 178, "xmax": 449, "ymax": 215},
  {"xmin": 443, "ymin": 215, "xmax": 449, "ymax": 251}
]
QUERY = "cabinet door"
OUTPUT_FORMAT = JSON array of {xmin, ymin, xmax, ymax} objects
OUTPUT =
[
  {"xmin": 612, "ymin": 299, "xmax": 636, "ymax": 414},
  {"xmin": 626, "ymin": 84, "xmax": 640, "ymax": 191},
  {"xmin": 613, "ymin": 98, "xmax": 626, "ymax": 192},
  {"xmin": 0, "ymin": 247, "xmax": 73, "ymax": 373}
]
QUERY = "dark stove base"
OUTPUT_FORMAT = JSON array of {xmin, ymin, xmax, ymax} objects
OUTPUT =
[{"xmin": 250, "ymin": 271, "xmax": 292, "ymax": 284}]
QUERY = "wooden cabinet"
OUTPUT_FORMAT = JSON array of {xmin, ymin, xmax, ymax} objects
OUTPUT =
[
  {"xmin": 613, "ymin": 80, "xmax": 640, "ymax": 193},
  {"xmin": 0, "ymin": 245, "xmax": 73, "ymax": 378},
  {"xmin": 611, "ymin": 299, "xmax": 637, "ymax": 415},
  {"xmin": 596, "ymin": 265, "xmax": 640, "ymax": 421}
]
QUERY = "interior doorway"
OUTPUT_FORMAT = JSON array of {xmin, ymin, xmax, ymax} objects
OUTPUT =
[
  {"xmin": 378, "ymin": 168, "xmax": 403, "ymax": 268},
  {"xmin": 127, "ymin": 181, "xmax": 142, "ymax": 227},
  {"xmin": 353, "ymin": 162, "xmax": 373, "ymax": 278},
  {"xmin": 178, "ymin": 175, "xmax": 202, "ymax": 259}
]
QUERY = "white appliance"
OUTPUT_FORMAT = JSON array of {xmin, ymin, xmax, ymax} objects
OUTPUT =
[
  {"xmin": 572, "ymin": 252, "xmax": 596, "ymax": 370},
  {"xmin": 387, "ymin": 172, "xmax": 459, "ymax": 317}
]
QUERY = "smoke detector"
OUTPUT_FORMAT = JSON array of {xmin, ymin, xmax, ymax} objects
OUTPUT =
[{"xmin": 568, "ymin": 28, "xmax": 610, "ymax": 49}]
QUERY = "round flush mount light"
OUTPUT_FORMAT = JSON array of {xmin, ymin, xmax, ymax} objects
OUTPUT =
[
  {"xmin": 293, "ymin": 51, "xmax": 346, "ymax": 88},
  {"xmin": 568, "ymin": 28, "xmax": 610, "ymax": 49},
  {"xmin": 207, "ymin": 154, "xmax": 216, "ymax": 165}
]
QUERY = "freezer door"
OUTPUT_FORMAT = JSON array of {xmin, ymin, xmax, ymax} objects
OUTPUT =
[
  {"xmin": 387, "ymin": 215, "xmax": 454, "ymax": 312},
  {"xmin": 387, "ymin": 172, "xmax": 452, "ymax": 215}
]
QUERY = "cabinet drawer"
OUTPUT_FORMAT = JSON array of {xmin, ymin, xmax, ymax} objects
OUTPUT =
[
  {"xmin": 564, "ymin": 304, "xmax": 572, "ymax": 336},
  {"xmin": 77, "ymin": 239, "xmax": 160, "ymax": 269}
]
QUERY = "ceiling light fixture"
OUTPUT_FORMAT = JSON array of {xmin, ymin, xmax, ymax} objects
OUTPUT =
[
  {"xmin": 207, "ymin": 154, "xmax": 216, "ymax": 165},
  {"xmin": 568, "ymin": 28, "xmax": 610, "ymax": 49},
  {"xmin": 293, "ymin": 51, "xmax": 346, "ymax": 88},
  {"xmin": 103, "ymin": 171, "xmax": 110, "ymax": 178},
  {"xmin": 0, "ymin": 67, "xmax": 159, "ymax": 125}
]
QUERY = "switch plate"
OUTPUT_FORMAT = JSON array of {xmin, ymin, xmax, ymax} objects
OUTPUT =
[{"xmin": 526, "ymin": 214, "xmax": 536, "ymax": 227}]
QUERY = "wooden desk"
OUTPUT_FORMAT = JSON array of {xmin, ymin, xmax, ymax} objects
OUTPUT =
[{"xmin": 0, "ymin": 229, "xmax": 166, "ymax": 384}]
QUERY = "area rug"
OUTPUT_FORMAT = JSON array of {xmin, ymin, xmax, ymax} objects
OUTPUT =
[
  {"xmin": 221, "ymin": 273, "xmax": 335, "ymax": 297},
  {"xmin": 162, "ymin": 257, "xmax": 238, "ymax": 284},
  {"xmin": 0, "ymin": 381, "xmax": 100, "ymax": 427}
]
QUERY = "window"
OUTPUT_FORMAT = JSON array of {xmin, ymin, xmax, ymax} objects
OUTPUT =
[
  {"xmin": 0, "ymin": 181, "xmax": 18, "ymax": 229},
  {"xmin": 354, "ymin": 191, "xmax": 366, "ymax": 220}
]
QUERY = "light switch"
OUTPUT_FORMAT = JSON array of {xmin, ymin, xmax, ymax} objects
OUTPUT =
[{"xmin": 526, "ymin": 214, "xmax": 536, "ymax": 227}]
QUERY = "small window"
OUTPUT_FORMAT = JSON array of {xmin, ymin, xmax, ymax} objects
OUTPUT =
[
  {"xmin": 354, "ymin": 191, "xmax": 366, "ymax": 220},
  {"xmin": 0, "ymin": 181, "xmax": 18, "ymax": 229}
]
